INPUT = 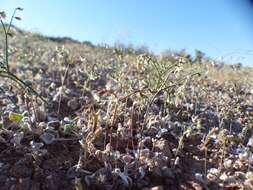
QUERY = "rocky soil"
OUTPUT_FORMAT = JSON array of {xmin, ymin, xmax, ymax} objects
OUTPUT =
[{"xmin": 0, "ymin": 28, "xmax": 253, "ymax": 190}]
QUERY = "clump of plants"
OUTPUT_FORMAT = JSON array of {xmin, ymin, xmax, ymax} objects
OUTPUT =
[{"xmin": 1, "ymin": 7, "xmax": 253, "ymax": 190}]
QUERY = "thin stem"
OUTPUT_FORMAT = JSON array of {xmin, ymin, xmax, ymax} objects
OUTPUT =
[
  {"xmin": 204, "ymin": 147, "xmax": 207, "ymax": 176},
  {"xmin": 57, "ymin": 63, "xmax": 70, "ymax": 116},
  {"xmin": 5, "ymin": 30, "xmax": 8, "ymax": 71},
  {"xmin": 0, "ymin": 18, "xmax": 8, "ymax": 71},
  {"xmin": 7, "ymin": 8, "xmax": 17, "ymax": 33},
  {"xmin": 0, "ymin": 18, "xmax": 6, "ymax": 33},
  {"xmin": 0, "ymin": 71, "xmax": 47, "ymax": 103}
]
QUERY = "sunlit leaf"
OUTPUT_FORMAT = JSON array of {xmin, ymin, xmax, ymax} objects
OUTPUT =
[
  {"xmin": 64, "ymin": 124, "xmax": 74, "ymax": 135},
  {"xmin": 9, "ymin": 112, "xmax": 23, "ymax": 122}
]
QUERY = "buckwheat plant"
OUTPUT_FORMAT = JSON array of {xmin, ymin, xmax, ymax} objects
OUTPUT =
[{"xmin": 0, "ymin": 8, "xmax": 46, "ymax": 103}]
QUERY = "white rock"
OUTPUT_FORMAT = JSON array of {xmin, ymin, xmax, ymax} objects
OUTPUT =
[
  {"xmin": 220, "ymin": 173, "xmax": 228, "ymax": 181},
  {"xmin": 11, "ymin": 132, "xmax": 24, "ymax": 146},
  {"xmin": 40, "ymin": 132, "xmax": 56, "ymax": 144},
  {"xmin": 235, "ymin": 171, "xmax": 246, "ymax": 180},
  {"xmin": 195, "ymin": 173, "xmax": 205, "ymax": 184},
  {"xmin": 223, "ymin": 159, "xmax": 233, "ymax": 169},
  {"xmin": 208, "ymin": 168, "xmax": 219, "ymax": 176},
  {"xmin": 246, "ymin": 171, "xmax": 253, "ymax": 179},
  {"xmin": 247, "ymin": 137, "xmax": 253, "ymax": 148},
  {"xmin": 239, "ymin": 151, "xmax": 249, "ymax": 160}
]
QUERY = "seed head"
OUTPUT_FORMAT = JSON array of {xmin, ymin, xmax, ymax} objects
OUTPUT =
[
  {"xmin": 0, "ymin": 11, "xmax": 6, "ymax": 19},
  {"xmin": 16, "ymin": 7, "xmax": 24, "ymax": 11},
  {"xmin": 14, "ymin": 16, "xmax": 21, "ymax": 21}
]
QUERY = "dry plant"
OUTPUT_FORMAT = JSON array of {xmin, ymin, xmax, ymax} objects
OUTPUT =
[{"xmin": 0, "ymin": 8, "xmax": 46, "ymax": 103}]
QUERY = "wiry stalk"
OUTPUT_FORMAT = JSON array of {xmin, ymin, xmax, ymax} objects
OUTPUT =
[
  {"xmin": 0, "ymin": 18, "xmax": 8, "ymax": 71},
  {"xmin": 0, "ymin": 8, "xmax": 46, "ymax": 104},
  {"xmin": 0, "ymin": 71, "xmax": 46, "ymax": 103}
]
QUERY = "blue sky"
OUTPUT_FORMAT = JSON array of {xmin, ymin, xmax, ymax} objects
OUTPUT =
[{"xmin": 2, "ymin": 0, "xmax": 253, "ymax": 65}]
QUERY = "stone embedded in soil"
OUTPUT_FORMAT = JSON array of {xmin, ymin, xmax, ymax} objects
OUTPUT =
[
  {"xmin": 47, "ymin": 120, "xmax": 61, "ymax": 129},
  {"xmin": 234, "ymin": 171, "xmax": 246, "ymax": 180},
  {"xmin": 11, "ymin": 132, "xmax": 24, "ymax": 147},
  {"xmin": 247, "ymin": 137, "xmax": 253, "ymax": 148},
  {"xmin": 40, "ymin": 132, "xmax": 56, "ymax": 144},
  {"xmin": 190, "ymin": 181, "xmax": 204, "ymax": 190},
  {"xmin": 208, "ymin": 168, "xmax": 219, "ymax": 176},
  {"xmin": 63, "ymin": 117, "xmax": 73, "ymax": 124},
  {"xmin": 89, "ymin": 76, "xmax": 107, "ymax": 89},
  {"xmin": 223, "ymin": 175, "xmax": 237, "ymax": 184},
  {"xmin": 66, "ymin": 166, "xmax": 77, "ymax": 179},
  {"xmin": 195, "ymin": 173, "xmax": 206, "ymax": 184},
  {"xmin": 30, "ymin": 141, "xmax": 44, "ymax": 151},
  {"xmin": 121, "ymin": 154, "xmax": 134, "ymax": 163},
  {"xmin": 223, "ymin": 159, "xmax": 233, "ymax": 169}
]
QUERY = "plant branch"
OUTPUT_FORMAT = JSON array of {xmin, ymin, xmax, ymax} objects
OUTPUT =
[{"xmin": 7, "ymin": 8, "xmax": 18, "ymax": 33}]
